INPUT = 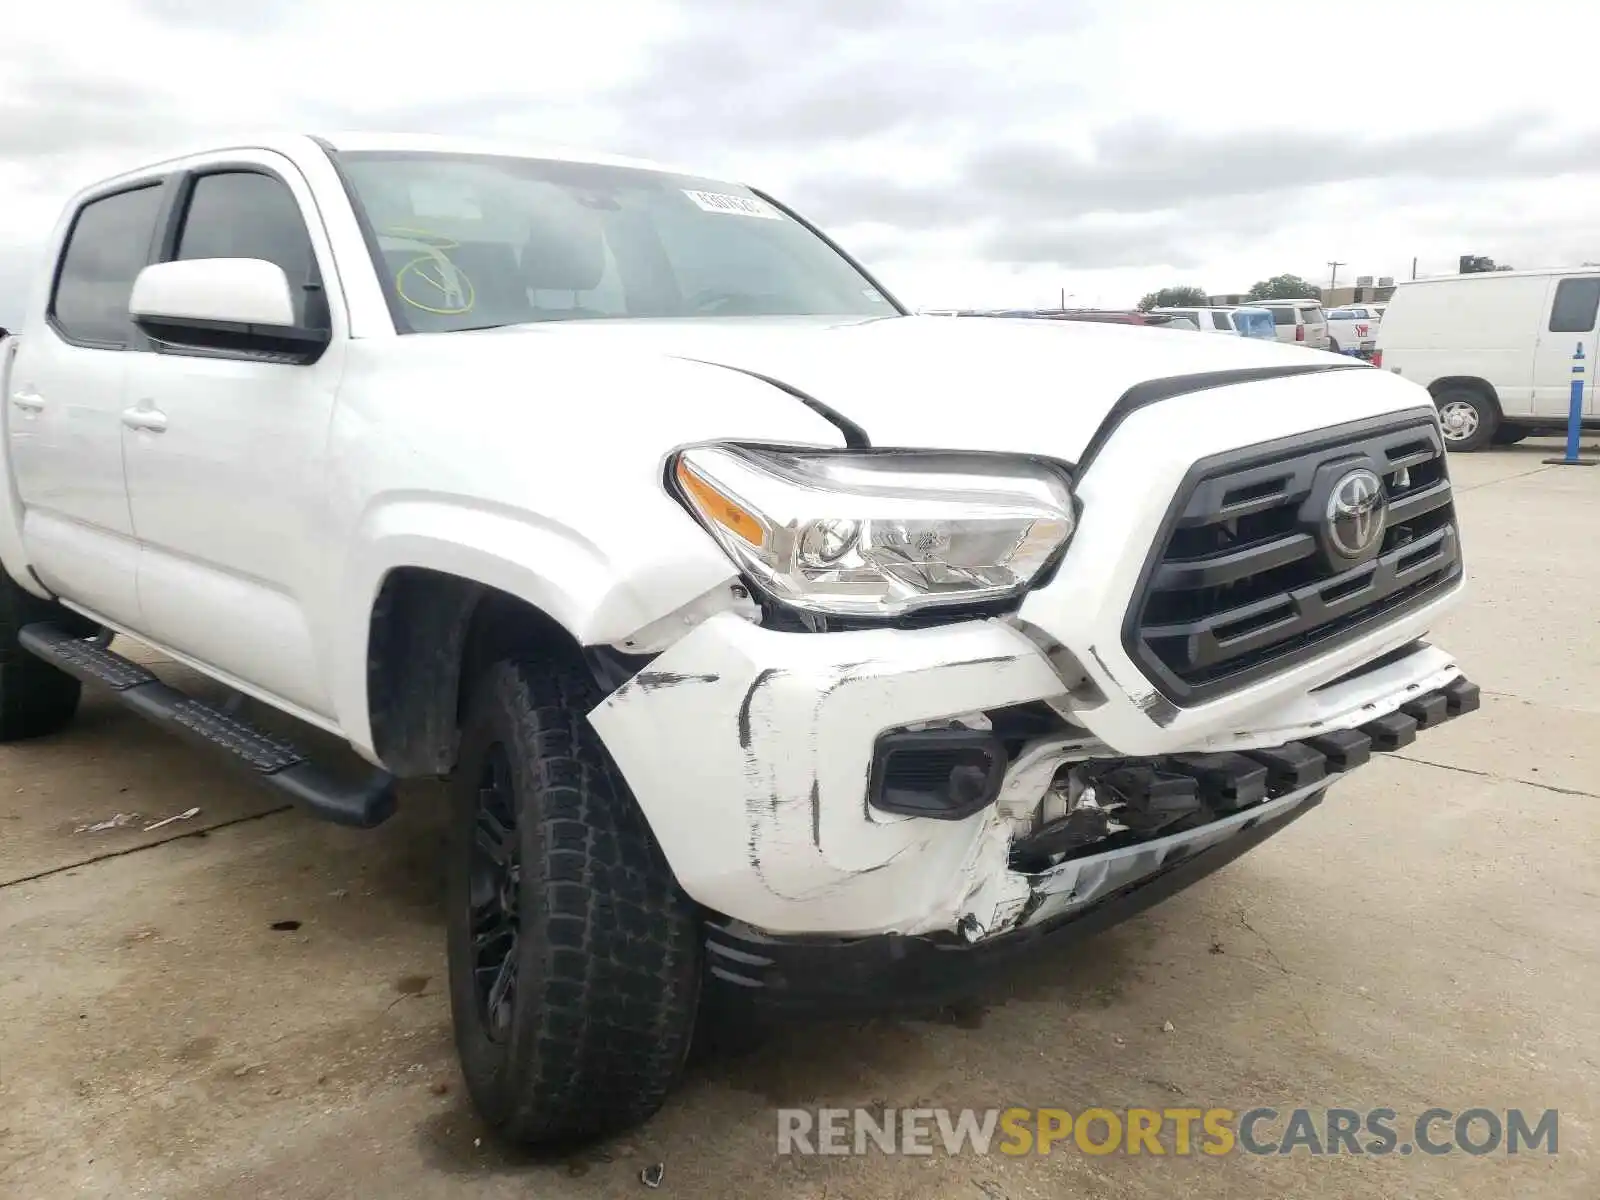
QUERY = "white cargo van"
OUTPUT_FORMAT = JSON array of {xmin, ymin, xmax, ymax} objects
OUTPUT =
[{"xmin": 1376, "ymin": 268, "xmax": 1600, "ymax": 451}]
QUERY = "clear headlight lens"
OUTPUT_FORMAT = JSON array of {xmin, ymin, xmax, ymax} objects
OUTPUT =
[{"xmin": 672, "ymin": 444, "xmax": 1076, "ymax": 617}]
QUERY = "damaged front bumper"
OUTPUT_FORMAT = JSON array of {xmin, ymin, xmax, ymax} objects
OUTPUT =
[
  {"xmin": 589, "ymin": 601, "xmax": 1474, "ymax": 942},
  {"xmin": 698, "ymin": 672, "xmax": 1478, "ymax": 1015}
]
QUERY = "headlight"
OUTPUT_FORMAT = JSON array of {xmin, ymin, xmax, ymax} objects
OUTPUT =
[{"xmin": 671, "ymin": 444, "xmax": 1076, "ymax": 618}]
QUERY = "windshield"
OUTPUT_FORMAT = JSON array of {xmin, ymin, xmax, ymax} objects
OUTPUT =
[{"xmin": 333, "ymin": 151, "xmax": 898, "ymax": 332}]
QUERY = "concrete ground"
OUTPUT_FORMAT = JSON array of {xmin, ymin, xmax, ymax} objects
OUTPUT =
[{"xmin": 1, "ymin": 440, "xmax": 1597, "ymax": 1199}]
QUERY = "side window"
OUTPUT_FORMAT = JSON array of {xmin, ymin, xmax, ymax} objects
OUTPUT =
[
  {"xmin": 51, "ymin": 184, "xmax": 165, "ymax": 347},
  {"xmin": 1548, "ymin": 278, "xmax": 1600, "ymax": 333},
  {"xmin": 174, "ymin": 171, "xmax": 326, "ymax": 328},
  {"xmin": 1211, "ymin": 311, "xmax": 1231, "ymax": 330}
]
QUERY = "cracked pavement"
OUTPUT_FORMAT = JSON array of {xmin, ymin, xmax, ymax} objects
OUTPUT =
[{"xmin": 1, "ymin": 443, "xmax": 1597, "ymax": 1199}]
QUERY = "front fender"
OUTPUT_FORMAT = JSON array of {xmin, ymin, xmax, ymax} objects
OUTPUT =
[{"xmin": 327, "ymin": 492, "xmax": 740, "ymax": 757}]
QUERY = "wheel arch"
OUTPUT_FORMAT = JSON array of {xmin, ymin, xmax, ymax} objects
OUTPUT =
[
  {"xmin": 337, "ymin": 497, "xmax": 730, "ymax": 775},
  {"xmin": 1427, "ymin": 375, "xmax": 1502, "ymax": 409},
  {"xmin": 362, "ymin": 566, "xmax": 596, "ymax": 777}
]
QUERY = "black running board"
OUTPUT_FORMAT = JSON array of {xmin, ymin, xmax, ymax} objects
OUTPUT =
[{"xmin": 19, "ymin": 623, "xmax": 396, "ymax": 828}]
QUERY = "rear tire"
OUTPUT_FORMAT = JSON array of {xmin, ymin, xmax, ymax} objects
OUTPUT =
[
  {"xmin": 1328, "ymin": 337, "xmax": 1341, "ymax": 354},
  {"xmin": 446, "ymin": 654, "xmax": 700, "ymax": 1149},
  {"xmin": 0, "ymin": 570, "xmax": 95, "ymax": 741},
  {"xmin": 1433, "ymin": 387, "xmax": 1499, "ymax": 452}
]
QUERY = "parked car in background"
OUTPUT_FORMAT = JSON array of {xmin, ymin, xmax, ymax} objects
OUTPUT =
[
  {"xmin": 1377, "ymin": 267, "xmax": 1600, "ymax": 450},
  {"xmin": 1044, "ymin": 309, "xmax": 1197, "ymax": 329},
  {"xmin": 1253, "ymin": 299, "xmax": 1331, "ymax": 350},
  {"xmin": 1230, "ymin": 307, "xmax": 1278, "ymax": 341},
  {"xmin": 949, "ymin": 308, "xmax": 1199, "ymax": 329},
  {"xmin": 1154, "ymin": 306, "xmax": 1278, "ymax": 340},
  {"xmin": 1325, "ymin": 305, "xmax": 1383, "ymax": 358}
]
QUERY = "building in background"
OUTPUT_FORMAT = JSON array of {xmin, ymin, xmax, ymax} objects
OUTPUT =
[{"xmin": 1321, "ymin": 275, "xmax": 1397, "ymax": 306}]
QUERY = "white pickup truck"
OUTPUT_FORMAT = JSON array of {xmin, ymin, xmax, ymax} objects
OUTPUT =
[{"xmin": 0, "ymin": 132, "xmax": 1476, "ymax": 1146}]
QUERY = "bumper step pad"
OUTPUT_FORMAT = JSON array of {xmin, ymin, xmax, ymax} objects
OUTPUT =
[
  {"xmin": 19, "ymin": 622, "xmax": 396, "ymax": 828},
  {"xmin": 1011, "ymin": 674, "xmax": 1477, "ymax": 869}
]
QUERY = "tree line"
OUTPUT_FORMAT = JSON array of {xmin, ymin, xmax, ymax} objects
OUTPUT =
[{"xmin": 1136, "ymin": 274, "xmax": 1322, "ymax": 311}]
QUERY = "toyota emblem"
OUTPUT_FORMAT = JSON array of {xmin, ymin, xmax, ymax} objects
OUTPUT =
[{"xmin": 1325, "ymin": 468, "xmax": 1388, "ymax": 560}]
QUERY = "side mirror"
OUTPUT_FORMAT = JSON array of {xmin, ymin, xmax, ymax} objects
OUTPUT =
[{"xmin": 129, "ymin": 258, "xmax": 330, "ymax": 364}]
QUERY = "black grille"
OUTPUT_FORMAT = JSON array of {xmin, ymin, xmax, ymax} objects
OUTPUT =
[{"xmin": 1125, "ymin": 411, "xmax": 1462, "ymax": 704}]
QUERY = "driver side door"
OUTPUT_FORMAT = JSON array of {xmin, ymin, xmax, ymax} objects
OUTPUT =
[{"xmin": 121, "ymin": 153, "xmax": 347, "ymax": 718}]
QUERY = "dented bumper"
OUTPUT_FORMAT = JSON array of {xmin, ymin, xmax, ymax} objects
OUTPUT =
[{"xmin": 589, "ymin": 602, "xmax": 1475, "ymax": 942}]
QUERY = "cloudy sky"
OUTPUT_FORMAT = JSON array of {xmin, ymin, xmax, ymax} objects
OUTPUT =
[{"xmin": 3, "ymin": 0, "xmax": 1599, "ymax": 323}]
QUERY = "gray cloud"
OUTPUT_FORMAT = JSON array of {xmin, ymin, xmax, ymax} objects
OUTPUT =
[
  {"xmin": 0, "ymin": 69, "xmax": 202, "ymax": 163},
  {"xmin": 803, "ymin": 114, "xmax": 1600, "ymax": 228},
  {"xmin": 784, "ymin": 115, "xmax": 1600, "ymax": 269},
  {"xmin": 608, "ymin": 1, "xmax": 1090, "ymax": 157},
  {"xmin": 966, "ymin": 116, "xmax": 1600, "ymax": 215}
]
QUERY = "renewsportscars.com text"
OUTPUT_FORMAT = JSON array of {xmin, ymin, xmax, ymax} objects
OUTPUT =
[{"xmin": 777, "ymin": 1106, "xmax": 1559, "ymax": 1158}]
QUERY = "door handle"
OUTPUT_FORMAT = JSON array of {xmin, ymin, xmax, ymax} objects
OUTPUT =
[
  {"xmin": 11, "ymin": 390, "xmax": 44, "ymax": 413},
  {"xmin": 121, "ymin": 406, "xmax": 168, "ymax": 433}
]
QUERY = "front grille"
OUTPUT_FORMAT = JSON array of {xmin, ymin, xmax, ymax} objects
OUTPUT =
[{"xmin": 1125, "ymin": 411, "xmax": 1461, "ymax": 704}]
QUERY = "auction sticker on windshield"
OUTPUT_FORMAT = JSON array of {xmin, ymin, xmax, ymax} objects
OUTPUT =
[{"xmin": 682, "ymin": 189, "xmax": 782, "ymax": 218}]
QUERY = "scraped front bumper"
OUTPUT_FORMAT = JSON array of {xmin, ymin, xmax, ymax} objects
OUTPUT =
[{"xmin": 590, "ymin": 601, "xmax": 1474, "ymax": 939}]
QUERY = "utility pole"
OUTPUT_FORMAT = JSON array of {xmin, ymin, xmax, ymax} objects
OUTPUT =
[{"xmin": 1327, "ymin": 260, "xmax": 1346, "ymax": 292}]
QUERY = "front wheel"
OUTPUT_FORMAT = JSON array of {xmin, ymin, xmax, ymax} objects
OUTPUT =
[
  {"xmin": 1434, "ymin": 387, "xmax": 1499, "ymax": 452},
  {"xmin": 446, "ymin": 655, "xmax": 700, "ymax": 1148}
]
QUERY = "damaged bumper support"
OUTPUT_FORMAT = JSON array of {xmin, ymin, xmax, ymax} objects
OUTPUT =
[{"xmin": 702, "ymin": 672, "xmax": 1478, "ymax": 1013}]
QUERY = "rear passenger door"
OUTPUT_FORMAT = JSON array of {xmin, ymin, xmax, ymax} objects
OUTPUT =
[
  {"xmin": 121, "ymin": 154, "xmax": 346, "ymax": 717},
  {"xmin": 1532, "ymin": 276, "xmax": 1600, "ymax": 419},
  {"xmin": 7, "ymin": 179, "xmax": 169, "ymax": 626}
]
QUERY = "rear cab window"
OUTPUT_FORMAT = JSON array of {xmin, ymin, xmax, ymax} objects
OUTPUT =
[
  {"xmin": 1548, "ymin": 277, "xmax": 1600, "ymax": 332},
  {"xmin": 1211, "ymin": 311, "xmax": 1232, "ymax": 330},
  {"xmin": 50, "ymin": 184, "xmax": 166, "ymax": 347}
]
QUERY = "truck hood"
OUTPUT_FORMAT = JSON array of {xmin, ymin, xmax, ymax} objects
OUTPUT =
[{"xmin": 486, "ymin": 314, "xmax": 1353, "ymax": 460}]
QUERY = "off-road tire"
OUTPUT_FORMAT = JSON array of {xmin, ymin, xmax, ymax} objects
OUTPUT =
[
  {"xmin": 0, "ymin": 570, "xmax": 94, "ymax": 741},
  {"xmin": 1433, "ymin": 386, "xmax": 1499, "ymax": 452},
  {"xmin": 446, "ymin": 655, "xmax": 700, "ymax": 1148}
]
